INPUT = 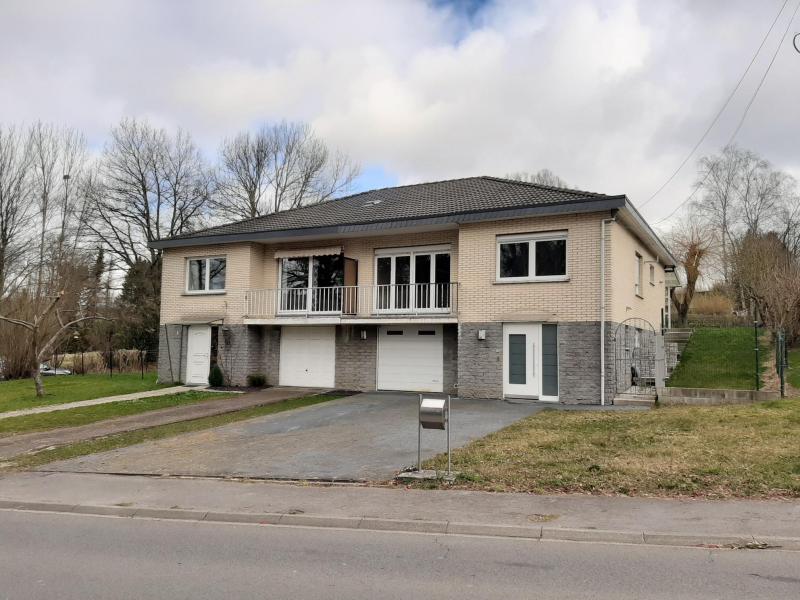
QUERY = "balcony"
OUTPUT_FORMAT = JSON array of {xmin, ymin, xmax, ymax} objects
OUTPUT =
[{"xmin": 245, "ymin": 283, "xmax": 458, "ymax": 320}]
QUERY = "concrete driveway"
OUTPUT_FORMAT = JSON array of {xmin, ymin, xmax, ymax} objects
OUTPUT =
[{"xmin": 40, "ymin": 392, "xmax": 543, "ymax": 481}]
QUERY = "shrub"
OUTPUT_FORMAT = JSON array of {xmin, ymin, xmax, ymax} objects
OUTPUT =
[
  {"xmin": 208, "ymin": 364, "xmax": 225, "ymax": 387},
  {"xmin": 246, "ymin": 373, "xmax": 267, "ymax": 387}
]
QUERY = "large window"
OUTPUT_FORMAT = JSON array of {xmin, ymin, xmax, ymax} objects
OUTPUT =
[
  {"xmin": 375, "ymin": 246, "xmax": 452, "ymax": 312},
  {"xmin": 497, "ymin": 233, "xmax": 567, "ymax": 281},
  {"xmin": 186, "ymin": 257, "xmax": 226, "ymax": 293},
  {"xmin": 279, "ymin": 254, "xmax": 344, "ymax": 312}
]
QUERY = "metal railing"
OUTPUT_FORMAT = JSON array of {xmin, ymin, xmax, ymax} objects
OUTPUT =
[{"xmin": 245, "ymin": 283, "xmax": 458, "ymax": 318}]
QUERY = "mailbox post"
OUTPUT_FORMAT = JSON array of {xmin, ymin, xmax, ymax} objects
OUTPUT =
[{"xmin": 418, "ymin": 394, "xmax": 451, "ymax": 475}]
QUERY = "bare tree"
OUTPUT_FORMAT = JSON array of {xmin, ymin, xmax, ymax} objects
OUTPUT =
[
  {"xmin": 506, "ymin": 169, "xmax": 570, "ymax": 189},
  {"xmin": 212, "ymin": 121, "xmax": 359, "ymax": 219},
  {"xmin": 27, "ymin": 123, "xmax": 89, "ymax": 301},
  {"xmin": 693, "ymin": 145, "xmax": 795, "ymax": 284},
  {"xmin": 0, "ymin": 289, "xmax": 109, "ymax": 396},
  {"xmin": 87, "ymin": 118, "xmax": 211, "ymax": 268},
  {"xmin": 667, "ymin": 215, "xmax": 716, "ymax": 326},
  {"xmin": 734, "ymin": 232, "xmax": 800, "ymax": 339},
  {"xmin": 0, "ymin": 125, "xmax": 33, "ymax": 299}
]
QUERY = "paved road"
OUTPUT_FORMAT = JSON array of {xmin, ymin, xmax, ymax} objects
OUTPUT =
[{"xmin": 1, "ymin": 510, "xmax": 798, "ymax": 599}]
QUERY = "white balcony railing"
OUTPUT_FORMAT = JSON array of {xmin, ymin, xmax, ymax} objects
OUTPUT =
[{"xmin": 245, "ymin": 283, "xmax": 458, "ymax": 318}]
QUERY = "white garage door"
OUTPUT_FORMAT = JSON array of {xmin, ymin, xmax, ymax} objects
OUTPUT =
[
  {"xmin": 279, "ymin": 326, "xmax": 336, "ymax": 388},
  {"xmin": 377, "ymin": 325, "xmax": 443, "ymax": 392}
]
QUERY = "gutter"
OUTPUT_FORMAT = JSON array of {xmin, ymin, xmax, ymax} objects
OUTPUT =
[{"xmin": 600, "ymin": 212, "xmax": 618, "ymax": 406}]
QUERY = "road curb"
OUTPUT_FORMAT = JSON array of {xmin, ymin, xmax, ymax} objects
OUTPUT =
[{"xmin": 2, "ymin": 500, "xmax": 798, "ymax": 551}]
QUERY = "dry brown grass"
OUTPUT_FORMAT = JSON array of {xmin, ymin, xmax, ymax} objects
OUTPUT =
[
  {"xmin": 689, "ymin": 292, "xmax": 733, "ymax": 316},
  {"xmin": 423, "ymin": 400, "xmax": 800, "ymax": 498}
]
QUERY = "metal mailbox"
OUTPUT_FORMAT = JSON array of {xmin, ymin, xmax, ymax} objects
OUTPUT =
[
  {"xmin": 419, "ymin": 397, "xmax": 447, "ymax": 430},
  {"xmin": 417, "ymin": 394, "xmax": 452, "ymax": 475}
]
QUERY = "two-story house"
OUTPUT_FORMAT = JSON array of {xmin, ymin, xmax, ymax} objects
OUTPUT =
[{"xmin": 152, "ymin": 176, "xmax": 675, "ymax": 405}]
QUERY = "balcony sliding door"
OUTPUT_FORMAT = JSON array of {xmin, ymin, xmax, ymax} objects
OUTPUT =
[
  {"xmin": 279, "ymin": 254, "xmax": 344, "ymax": 314},
  {"xmin": 280, "ymin": 257, "xmax": 310, "ymax": 312},
  {"xmin": 375, "ymin": 249, "xmax": 451, "ymax": 313}
]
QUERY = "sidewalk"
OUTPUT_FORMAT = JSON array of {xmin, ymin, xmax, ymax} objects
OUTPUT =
[
  {"xmin": 0, "ymin": 385, "xmax": 211, "ymax": 420},
  {"xmin": 1, "ymin": 471, "xmax": 798, "ymax": 550},
  {"xmin": 0, "ymin": 387, "xmax": 317, "ymax": 461}
]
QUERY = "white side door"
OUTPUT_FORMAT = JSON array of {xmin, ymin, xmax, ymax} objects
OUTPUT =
[
  {"xmin": 279, "ymin": 326, "xmax": 336, "ymax": 387},
  {"xmin": 185, "ymin": 325, "xmax": 212, "ymax": 386},
  {"xmin": 503, "ymin": 323, "xmax": 541, "ymax": 399},
  {"xmin": 377, "ymin": 325, "xmax": 443, "ymax": 392}
]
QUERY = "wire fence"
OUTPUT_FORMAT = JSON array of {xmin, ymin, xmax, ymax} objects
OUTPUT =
[
  {"xmin": 667, "ymin": 323, "xmax": 792, "ymax": 395},
  {"xmin": 46, "ymin": 344, "xmax": 159, "ymax": 380},
  {"xmin": 666, "ymin": 324, "xmax": 764, "ymax": 390}
]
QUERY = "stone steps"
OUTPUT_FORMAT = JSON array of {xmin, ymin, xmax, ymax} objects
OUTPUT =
[{"xmin": 613, "ymin": 393, "xmax": 656, "ymax": 407}]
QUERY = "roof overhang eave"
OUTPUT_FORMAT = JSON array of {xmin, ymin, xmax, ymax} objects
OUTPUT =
[
  {"xmin": 149, "ymin": 196, "xmax": 628, "ymax": 250},
  {"xmin": 618, "ymin": 198, "xmax": 677, "ymax": 267}
]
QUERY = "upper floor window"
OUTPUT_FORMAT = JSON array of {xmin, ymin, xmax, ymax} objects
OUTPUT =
[
  {"xmin": 649, "ymin": 264, "xmax": 655, "ymax": 286},
  {"xmin": 496, "ymin": 232, "xmax": 567, "ymax": 282},
  {"xmin": 634, "ymin": 253, "xmax": 643, "ymax": 297},
  {"xmin": 186, "ymin": 256, "xmax": 226, "ymax": 293}
]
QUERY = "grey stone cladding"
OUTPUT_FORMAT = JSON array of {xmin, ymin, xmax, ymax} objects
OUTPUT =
[
  {"xmin": 216, "ymin": 325, "xmax": 274, "ymax": 387},
  {"xmin": 456, "ymin": 321, "xmax": 615, "ymax": 404},
  {"xmin": 442, "ymin": 324, "xmax": 458, "ymax": 395},
  {"xmin": 157, "ymin": 324, "xmax": 188, "ymax": 384},
  {"xmin": 556, "ymin": 321, "xmax": 615, "ymax": 404},
  {"xmin": 457, "ymin": 322, "xmax": 503, "ymax": 399},
  {"xmin": 335, "ymin": 325, "xmax": 377, "ymax": 391}
]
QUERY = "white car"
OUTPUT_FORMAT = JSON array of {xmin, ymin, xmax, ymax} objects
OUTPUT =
[{"xmin": 40, "ymin": 364, "xmax": 72, "ymax": 376}]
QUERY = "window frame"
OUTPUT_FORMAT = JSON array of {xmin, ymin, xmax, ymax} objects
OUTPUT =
[
  {"xmin": 634, "ymin": 252, "xmax": 643, "ymax": 298},
  {"xmin": 185, "ymin": 256, "xmax": 227, "ymax": 295},
  {"xmin": 373, "ymin": 244, "xmax": 453, "ymax": 313},
  {"xmin": 495, "ymin": 231, "xmax": 568, "ymax": 283},
  {"xmin": 649, "ymin": 263, "xmax": 656, "ymax": 286}
]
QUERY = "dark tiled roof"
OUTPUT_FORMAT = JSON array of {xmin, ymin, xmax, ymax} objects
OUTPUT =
[{"xmin": 170, "ymin": 176, "xmax": 622, "ymax": 241}]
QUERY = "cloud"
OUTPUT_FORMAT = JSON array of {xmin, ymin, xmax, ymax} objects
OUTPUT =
[{"xmin": 0, "ymin": 0, "xmax": 797, "ymax": 223}]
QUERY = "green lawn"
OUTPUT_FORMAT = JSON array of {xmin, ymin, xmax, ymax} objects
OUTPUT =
[
  {"xmin": 421, "ymin": 400, "xmax": 800, "ymax": 498},
  {"xmin": 0, "ymin": 390, "xmax": 230, "ymax": 437},
  {"xmin": 0, "ymin": 373, "xmax": 169, "ymax": 413},
  {"xmin": 5, "ymin": 393, "xmax": 343, "ymax": 471},
  {"xmin": 667, "ymin": 327, "xmax": 764, "ymax": 389}
]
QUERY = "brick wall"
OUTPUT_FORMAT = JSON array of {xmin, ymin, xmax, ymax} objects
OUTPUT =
[
  {"xmin": 160, "ymin": 243, "xmax": 261, "ymax": 326},
  {"xmin": 557, "ymin": 321, "xmax": 616, "ymax": 404},
  {"xmin": 609, "ymin": 221, "xmax": 666, "ymax": 326},
  {"xmin": 335, "ymin": 325, "xmax": 377, "ymax": 391},
  {"xmin": 216, "ymin": 325, "xmax": 270, "ymax": 386},
  {"xmin": 457, "ymin": 213, "xmax": 607, "ymax": 323},
  {"xmin": 457, "ymin": 322, "xmax": 503, "ymax": 399},
  {"xmin": 157, "ymin": 324, "xmax": 188, "ymax": 384},
  {"xmin": 443, "ymin": 324, "xmax": 458, "ymax": 395}
]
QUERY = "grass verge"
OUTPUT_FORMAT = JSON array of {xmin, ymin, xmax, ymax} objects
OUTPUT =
[
  {"xmin": 667, "ymin": 327, "xmax": 766, "ymax": 389},
  {"xmin": 421, "ymin": 400, "xmax": 800, "ymax": 498},
  {"xmin": 786, "ymin": 349, "xmax": 800, "ymax": 389},
  {"xmin": 3, "ymin": 393, "xmax": 341, "ymax": 472},
  {"xmin": 0, "ymin": 373, "xmax": 168, "ymax": 413},
  {"xmin": 0, "ymin": 391, "xmax": 232, "ymax": 437}
]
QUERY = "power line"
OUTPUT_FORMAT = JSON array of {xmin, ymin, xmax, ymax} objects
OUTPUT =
[
  {"xmin": 640, "ymin": 0, "xmax": 790, "ymax": 209},
  {"xmin": 653, "ymin": 0, "xmax": 800, "ymax": 226}
]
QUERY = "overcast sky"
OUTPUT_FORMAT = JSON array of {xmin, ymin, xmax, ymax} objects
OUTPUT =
[{"xmin": 1, "ymin": 0, "xmax": 798, "ymax": 225}]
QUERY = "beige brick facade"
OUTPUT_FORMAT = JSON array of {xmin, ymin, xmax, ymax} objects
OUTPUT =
[
  {"xmin": 457, "ymin": 212, "xmax": 605, "ymax": 323},
  {"xmin": 159, "ymin": 214, "xmax": 665, "ymax": 328},
  {"xmin": 608, "ymin": 220, "xmax": 666, "ymax": 327}
]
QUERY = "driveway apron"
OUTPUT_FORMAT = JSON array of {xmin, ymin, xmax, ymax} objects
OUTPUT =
[{"xmin": 39, "ymin": 392, "xmax": 542, "ymax": 481}]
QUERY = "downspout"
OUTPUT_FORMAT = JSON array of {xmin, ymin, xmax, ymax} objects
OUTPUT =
[{"xmin": 600, "ymin": 212, "xmax": 617, "ymax": 406}]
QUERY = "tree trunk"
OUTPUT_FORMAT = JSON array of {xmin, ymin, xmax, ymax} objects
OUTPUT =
[{"xmin": 32, "ymin": 364, "xmax": 45, "ymax": 397}]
